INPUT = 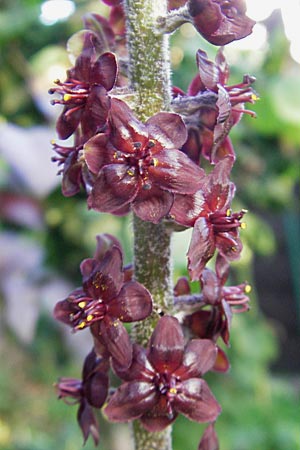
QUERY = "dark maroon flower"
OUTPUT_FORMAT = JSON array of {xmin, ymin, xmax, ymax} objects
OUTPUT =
[
  {"xmin": 187, "ymin": 0, "xmax": 255, "ymax": 46},
  {"xmin": 173, "ymin": 48, "xmax": 257, "ymax": 164},
  {"xmin": 49, "ymin": 31, "xmax": 117, "ymax": 140},
  {"xmin": 170, "ymin": 157, "xmax": 246, "ymax": 279},
  {"xmin": 175, "ymin": 254, "xmax": 250, "ymax": 353},
  {"xmin": 105, "ymin": 316, "xmax": 221, "ymax": 431},
  {"xmin": 56, "ymin": 348, "xmax": 109, "ymax": 445},
  {"xmin": 84, "ymin": 98, "xmax": 205, "ymax": 223},
  {"xmin": 54, "ymin": 243, "xmax": 152, "ymax": 368},
  {"xmin": 198, "ymin": 423, "xmax": 219, "ymax": 450}
]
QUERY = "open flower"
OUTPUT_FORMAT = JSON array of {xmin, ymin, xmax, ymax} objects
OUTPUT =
[
  {"xmin": 56, "ymin": 349, "xmax": 109, "ymax": 445},
  {"xmin": 54, "ymin": 244, "xmax": 152, "ymax": 368},
  {"xmin": 49, "ymin": 31, "xmax": 117, "ymax": 140},
  {"xmin": 84, "ymin": 98, "xmax": 205, "ymax": 223},
  {"xmin": 105, "ymin": 316, "xmax": 221, "ymax": 431},
  {"xmin": 170, "ymin": 157, "xmax": 246, "ymax": 279},
  {"xmin": 187, "ymin": 0, "xmax": 255, "ymax": 46}
]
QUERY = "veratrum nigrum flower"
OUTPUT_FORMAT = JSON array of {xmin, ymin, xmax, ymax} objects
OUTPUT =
[
  {"xmin": 84, "ymin": 98, "xmax": 205, "ymax": 223},
  {"xmin": 49, "ymin": 31, "xmax": 117, "ymax": 140},
  {"xmin": 170, "ymin": 157, "xmax": 246, "ymax": 279},
  {"xmin": 55, "ymin": 349, "xmax": 109, "ymax": 445},
  {"xmin": 187, "ymin": 0, "xmax": 255, "ymax": 46},
  {"xmin": 54, "ymin": 243, "xmax": 152, "ymax": 369},
  {"xmin": 105, "ymin": 316, "xmax": 221, "ymax": 431}
]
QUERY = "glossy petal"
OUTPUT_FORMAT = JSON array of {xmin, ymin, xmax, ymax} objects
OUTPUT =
[
  {"xmin": 187, "ymin": 218, "xmax": 215, "ymax": 281},
  {"xmin": 81, "ymin": 85, "xmax": 110, "ymax": 137},
  {"xmin": 149, "ymin": 149, "xmax": 205, "ymax": 194},
  {"xmin": 133, "ymin": 188, "xmax": 173, "ymax": 223},
  {"xmin": 91, "ymin": 52, "xmax": 117, "ymax": 90},
  {"xmin": 99, "ymin": 317, "xmax": 133, "ymax": 368},
  {"xmin": 148, "ymin": 316, "xmax": 184, "ymax": 374},
  {"xmin": 56, "ymin": 106, "xmax": 82, "ymax": 140},
  {"xmin": 113, "ymin": 344, "xmax": 155, "ymax": 382},
  {"xmin": 170, "ymin": 191, "xmax": 204, "ymax": 227},
  {"xmin": 108, "ymin": 280, "xmax": 152, "ymax": 321},
  {"xmin": 203, "ymin": 157, "xmax": 235, "ymax": 212},
  {"xmin": 77, "ymin": 400, "xmax": 100, "ymax": 446},
  {"xmin": 109, "ymin": 99, "xmax": 148, "ymax": 152},
  {"xmin": 84, "ymin": 247, "xmax": 124, "ymax": 301},
  {"xmin": 84, "ymin": 133, "xmax": 111, "ymax": 174},
  {"xmin": 140, "ymin": 395, "xmax": 178, "ymax": 431},
  {"xmin": 84, "ymin": 371, "xmax": 109, "ymax": 408},
  {"xmin": 146, "ymin": 112, "xmax": 187, "ymax": 149},
  {"xmin": 173, "ymin": 378, "xmax": 221, "ymax": 422},
  {"xmin": 196, "ymin": 49, "xmax": 220, "ymax": 91},
  {"xmin": 201, "ymin": 269, "xmax": 220, "ymax": 305},
  {"xmin": 104, "ymin": 381, "xmax": 158, "ymax": 421},
  {"xmin": 88, "ymin": 164, "xmax": 139, "ymax": 212},
  {"xmin": 174, "ymin": 339, "xmax": 217, "ymax": 379}
]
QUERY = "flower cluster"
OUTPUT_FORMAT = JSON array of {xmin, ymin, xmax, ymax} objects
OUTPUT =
[{"xmin": 51, "ymin": 1, "xmax": 256, "ymax": 448}]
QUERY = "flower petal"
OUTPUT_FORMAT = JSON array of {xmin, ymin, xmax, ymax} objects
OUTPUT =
[
  {"xmin": 132, "ymin": 188, "xmax": 173, "ymax": 223},
  {"xmin": 146, "ymin": 112, "xmax": 187, "ymax": 149},
  {"xmin": 140, "ymin": 395, "xmax": 178, "ymax": 431},
  {"xmin": 109, "ymin": 99, "xmax": 148, "ymax": 152},
  {"xmin": 173, "ymin": 378, "xmax": 221, "ymax": 423},
  {"xmin": 148, "ymin": 316, "xmax": 184, "ymax": 374},
  {"xmin": 99, "ymin": 317, "xmax": 133, "ymax": 369},
  {"xmin": 108, "ymin": 280, "xmax": 152, "ymax": 322},
  {"xmin": 77, "ymin": 400, "xmax": 100, "ymax": 446},
  {"xmin": 91, "ymin": 52, "xmax": 117, "ymax": 90},
  {"xmin": 81, "ymin": 86, "xmax": 110, "ymax": 137},
  {"xmin": 104, "ymin": 381, "xmax": 157, "ymax": 422},
  {"xmin": 149, "ymin": 149, "xmax": 205, "ymax": 194},
  {"xmin": 170, "ymin": 191, "xmax": 205, "ymax": 227},
  {"xmin": 174, "ymin": 339, "xmax": 217, "ymax": 379},
  {"xmin": 83, "ymin": 246, "xmax": 124, "ymax": 300},
  {"xmin": 88, "ymin": 164, "xmax": 139, "ymax": 212},
  {"xmin": 187, "ymin": 218, "xmax": 215, "ymax": 281},
  {"xmin": 84, "ymin": 133, "xmax": 111, "ymax": 175}
]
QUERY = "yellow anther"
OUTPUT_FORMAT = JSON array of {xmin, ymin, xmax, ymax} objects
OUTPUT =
[
  {"xmin": 240, "ymin": 222, "xmax": 247, "ymax": 230},
  {"xmin": 127, "ymin": 168, "xmax": 135, "ymax": 176},
  {"xmin": 86, "ymin": 314, "xmax": 94, "ymax": 322},
  {"xmin": 63, "ymin": 93, "xmax": 72, "ymax": 102},
  {"xmin": 77, "ymin": 321, "xmax": 86, "ymax": 329},
  {"xmin": 251, "ymin": 93, "xmax": 260, "ymax": 101},
  {"xmin": 244, "ymin": 284, "xmax": 252, "ymax": 294},
  {"xmin": 151, "ymin": 158, "xmax": 158, "ymax": 167},
  {"xmin": 78, "ymin": 301, "xmax": 87, "ymax": 309},
  {"xmin": 50, "ymin": 139, "xmax": 56, "ymax": 145},
  {"xmin": 169, "ymin": 388, "xmax": 177, "ymax": 394},
  {"xmin": 226, "ymin": 208, "xmax": 232, "ymax": 217}
]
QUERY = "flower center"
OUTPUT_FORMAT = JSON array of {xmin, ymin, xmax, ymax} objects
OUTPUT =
[
  {"xmin": 209, "ymin": 208, "xmax": 246, "ymax": 232},
  {"xmin": 49, "ymin": 78, "xmax": 90, "ymax": 112},
  {"xmin": 70, "ymin": 298, "xmax": 107, "ymax": 330}
]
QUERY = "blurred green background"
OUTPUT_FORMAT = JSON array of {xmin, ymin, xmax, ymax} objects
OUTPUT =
[{"xmin": 0, "ymin": 1, "xmax": 299, "ymax": 449}]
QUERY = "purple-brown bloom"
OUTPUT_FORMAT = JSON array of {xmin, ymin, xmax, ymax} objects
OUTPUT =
[
  {"xmin": 175, "ymin": 254, "xmax": 250, "ymax": 352},
  {"xmin": 54, "ymin": 243, "xmax": 152, "ymax": 368},
  {"xmin": 105, "ymin": 316, "xmax": 221, "ymax": 431},
  {"xmin": 56, "ymin": 348, "xmax": 109, "ymax": 445},
  {"xmin": 49, "ymin": 31, "xmax": 117, "ymax": 140},
  {"xmin": 170, "ymin": 157, "xmax": 246, "ymax": 279},
  {"xmin": 84, "ymin": 98, "xmax": 205, "ymax": 223},
  {"xmin": 187, "ymin": 0, "xmax": 255, "ymax": 46}
]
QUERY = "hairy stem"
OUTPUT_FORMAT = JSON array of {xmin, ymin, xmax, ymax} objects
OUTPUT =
[{"xmin": 124, "ymin": 0, "xmax": 173, "ymax": 449}]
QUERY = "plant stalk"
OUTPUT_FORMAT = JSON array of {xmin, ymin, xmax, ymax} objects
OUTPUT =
[{"xmin": 124, "ymin": 0, "xmax": 173, "ymax": 448}]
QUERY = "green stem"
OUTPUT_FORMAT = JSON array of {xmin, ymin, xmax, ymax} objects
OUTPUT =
[{"xmin": 124, "ymin": 1, "xmax": 173, "ymax": 449}]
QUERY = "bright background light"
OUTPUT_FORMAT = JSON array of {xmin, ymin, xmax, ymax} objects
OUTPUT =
[
  {"xmin": 244, "ymin": 0, "xmax": 300, "ymax": 64},
  {"xmin": 40, "ymin": 0, "xmax": 75, "ymax": 26}
]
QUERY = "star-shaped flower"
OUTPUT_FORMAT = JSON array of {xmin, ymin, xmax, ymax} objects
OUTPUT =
[{"xmin": 105, "ymin": 316, "xmax": 221, "ymax": 431}]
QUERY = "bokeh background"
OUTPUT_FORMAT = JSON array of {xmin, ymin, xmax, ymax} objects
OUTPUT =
[{"xmin": 0, "ymin": 1, "xmax": 299, "ymax": 449}]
